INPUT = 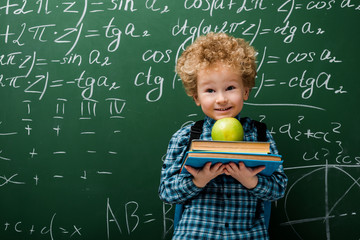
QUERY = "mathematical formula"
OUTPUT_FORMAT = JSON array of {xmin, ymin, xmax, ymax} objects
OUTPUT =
[{"xmin": 0, "ymin": 199, "xmax": 173, "ymax": 239}]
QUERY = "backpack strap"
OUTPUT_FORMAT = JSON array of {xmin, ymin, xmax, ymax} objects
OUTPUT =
[
  {"xmin": 240, "ymin": 117, "xmax": 268, "ymax": 142},
  {"xmin": 255, "ymin": 122, "xmax": 272, "ymax": 229},
  {"xmin": 174, "ymin": 120, "xmax": 205, "ymax": 231},
  {"xmin": 253, "ymin": 121, "xmax": 268, "ymax": 142},
  {"xmin": 241, "ymin": 118, "xmax": 272, "ymax": 229},
  {"xmin": 185, "ymin": 120, "xmax": 205, "ymax": 153}
]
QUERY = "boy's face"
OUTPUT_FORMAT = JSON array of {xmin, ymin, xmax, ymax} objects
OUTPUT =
[{"xmin": 194, "ymin": 64, "xmax": 249, "ymax": 121}]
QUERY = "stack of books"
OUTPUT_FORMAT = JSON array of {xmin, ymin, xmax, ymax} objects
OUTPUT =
[{"xmin": 180, "ymin": 140, "xmax": 283, "ymax": 176}]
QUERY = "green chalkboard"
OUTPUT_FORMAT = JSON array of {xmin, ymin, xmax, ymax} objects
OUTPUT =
[{"xmin": 1, "ymin": 1, "xmax": 359, "ymax": 239}]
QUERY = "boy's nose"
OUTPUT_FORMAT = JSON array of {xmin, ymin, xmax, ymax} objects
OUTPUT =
[{"xmin": 216, "ymin": 92, "xmax": 228, "ymax": 104}]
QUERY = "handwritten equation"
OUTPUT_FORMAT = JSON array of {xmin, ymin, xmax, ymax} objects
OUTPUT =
[
  {"xmin": 0, "ymin": 0, "xmax": 356, "ymax": 103},
  {"xmin": 0, "ymin": 199, "xmax": 173, "ymax": 239}
]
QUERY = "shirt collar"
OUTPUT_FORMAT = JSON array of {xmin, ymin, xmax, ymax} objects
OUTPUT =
[{"xmin": 203, "ymin": 114, "xmax": 242, "ymax": 129}]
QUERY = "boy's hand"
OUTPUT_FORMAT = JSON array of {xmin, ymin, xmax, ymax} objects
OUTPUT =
[
  {"xmin": 184, "ymin": 162, "xmax": 225, "ymax": 188},
  {"xmin": 224, "ymin": 162, "xmax": 265, "ymax": 189}
]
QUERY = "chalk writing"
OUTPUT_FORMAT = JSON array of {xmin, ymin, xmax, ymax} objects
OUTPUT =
[
  {"xmin": 0, "ymin": 1, "xmax": 359, "ymax": 240},
  {"xmin": 106, "ymin": 198, "xmax": 160, "ymax": 238},
  {"xmin": 282, "ymin": 163, "xmax": 360, "ymax": 239},
  {"xmin": 1, "ymin": 213, "xmax": 82, "ymax": 239}
]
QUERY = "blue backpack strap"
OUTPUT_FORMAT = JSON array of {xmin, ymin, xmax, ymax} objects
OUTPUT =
[
  {"xmin": 173, "ymin": 204, "xmax": 183, "ymax": 231},
  {"xmin": 174, "ymin": 120, "xmax": 204, "ymax": 231},
  {"xmin": 242, "ymin": 118, "xmax": 272, "ymax": 229}
]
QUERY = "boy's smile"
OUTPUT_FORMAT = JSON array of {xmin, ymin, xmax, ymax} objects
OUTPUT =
[{"xmin": 194, "ymin": 63, "xmax": 249, "ymax": 120}]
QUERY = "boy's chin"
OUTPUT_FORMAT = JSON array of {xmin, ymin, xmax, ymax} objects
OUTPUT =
[{"xmin": 211, "ymin": 113, "xmax": 238, "ymax": 121}]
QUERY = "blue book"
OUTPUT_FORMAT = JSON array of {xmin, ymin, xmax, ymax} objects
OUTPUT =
[{"xmin": 180, "ymin": 151, "xmax": 282, "ymax": 176}]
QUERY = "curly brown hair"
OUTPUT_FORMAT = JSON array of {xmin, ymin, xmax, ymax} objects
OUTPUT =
[{"xmin": 176, "ymin": 32, "xmax": 257, "ymax": 97}]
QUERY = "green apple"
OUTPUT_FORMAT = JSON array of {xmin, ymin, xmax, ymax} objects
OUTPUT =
[{"xmin": 211, "ymin": 117, "xmax": 244, "ymax": 141}]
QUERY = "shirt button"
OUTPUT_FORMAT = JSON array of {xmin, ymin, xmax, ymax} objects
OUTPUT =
[
  {"xmin": 227, "ymin": 193, "xmax": 231, "ymax": 198},
  {"xmin": 162, "ymin": 164, "xmax": 166, "ymax": 169},
  {"xmin": 225, "ymin": 223, "xmax": 229, "ymax": 228}
]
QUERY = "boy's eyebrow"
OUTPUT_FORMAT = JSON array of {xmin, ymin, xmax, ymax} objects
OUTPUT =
[
  {"xmin": 226, "ymin": 78, "xmax": 243, "ymax": 84},
  {"xmin": 197, "ymin": 79, "xmax": 214, "ymax": 85}
]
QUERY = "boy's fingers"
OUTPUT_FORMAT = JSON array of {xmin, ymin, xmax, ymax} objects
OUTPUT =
[
  {"xmin": 252, "ymin": 165, "xmax": 266, "ymax": 175},
  {"xmin": 224, "ymin": 169, "xmax": 231, "ymax": 175},
  {"xmin": 226, "ymin": 162, "xmax": 238, "ymax": 171},
  {"xmin": 218, "ymin": 164, "xmax": 226, "ymax": 174},
  {"xmin": 204, "ymin": 162, "xmax": 212, "ymax": 170},
  {"xmin": 211, "ymin": 162, "xmax": 223, "ymax": 171},
  {"xmin": 184, "ymin": 165, "xmax": 197, "ymax": 176},
  {"xmin": 238, "ymin": 162, "xmax": 245, "ymax": 169},
  {"xmin": 226, "ymin": 162, "xmax": 234, "ymax": 170}
]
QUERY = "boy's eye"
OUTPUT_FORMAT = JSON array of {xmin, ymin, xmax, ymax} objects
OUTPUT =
[
  {"xmin": 206, "ymin": 89, "xmax": 215, "ymax": 93},
  {"xmin": 226, "ymin": 86, "xmax": 235, "ymax": 91}
]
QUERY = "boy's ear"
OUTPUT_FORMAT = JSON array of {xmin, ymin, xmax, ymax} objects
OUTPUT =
[
  {"xmin": 193, "ymin": 95, "xmax": 201, "ymax": 106},
  {"xmin": 243, "ymin": 88, "xmax": 250, "ymax": 101}
]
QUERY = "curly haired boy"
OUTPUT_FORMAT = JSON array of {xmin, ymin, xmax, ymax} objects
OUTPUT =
[{"xmin": 159, "ymin": 32, "xmax": 287, "ymax": 240}]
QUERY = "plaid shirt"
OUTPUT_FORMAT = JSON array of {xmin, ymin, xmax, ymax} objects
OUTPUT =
[{"xmin": 159, "ymin": 115, "xmax": 288, "ymax": 240}]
